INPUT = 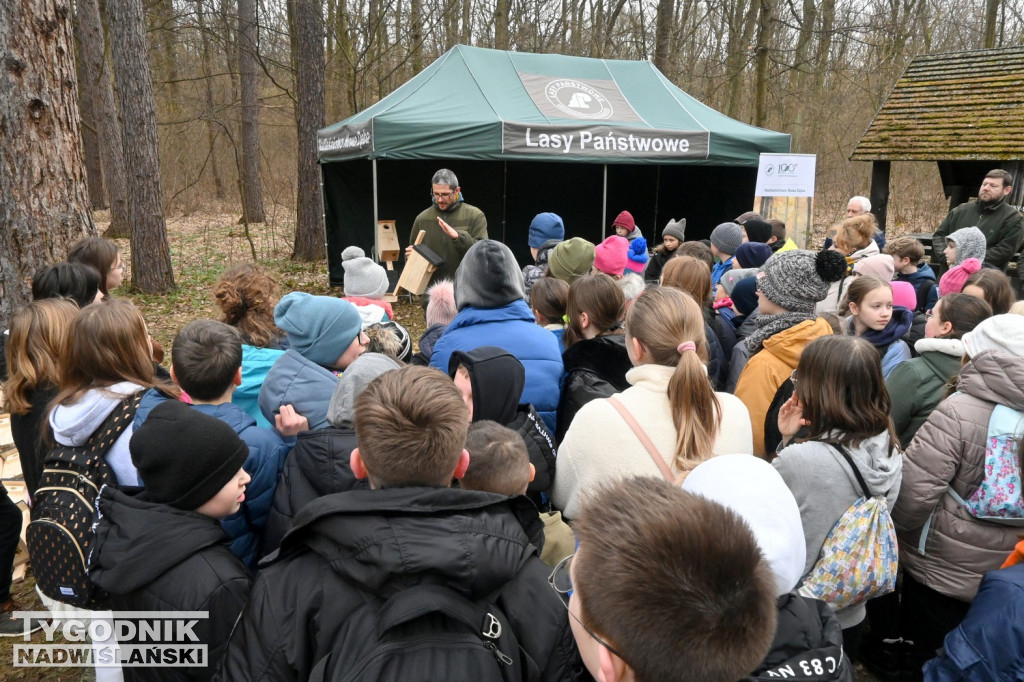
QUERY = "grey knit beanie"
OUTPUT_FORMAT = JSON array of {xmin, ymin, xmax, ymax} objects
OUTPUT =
[
  {"xmin": 342, "ymin": 246, "xmax": 389, "ymax": 299},
  {"xmin": 758, "ymin": 249, "xmax": 847, "ymax": 313},
  {"xmin": 454, "ymin": 240, "xmax": 525, "ymax": 310},
  {"xmin": 662, "ymin": 218, "xmax": 686, "ymax": 243},
  {"xmin": 947, "ymin": 226, "xmax": 987, "ymax": 265},
  {"xmin": 710, "ymin": 222, "xmax": 743, "ymax": 256}
]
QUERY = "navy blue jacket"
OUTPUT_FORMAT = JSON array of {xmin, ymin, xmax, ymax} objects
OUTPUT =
[
  {"xmin": 430, "ymin": 300, "xmax": 563, "ymax": 433},
  {"xmin": 135, "ymin": 390, "xmax": 290, "ymax": 569}
]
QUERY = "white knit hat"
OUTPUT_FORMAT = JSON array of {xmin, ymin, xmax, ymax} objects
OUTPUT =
[
  {"xmin": 683, "ymin": 454, "xmax": 806, "ymax": 596},
  {"xmin": 342, "ymin": 246, "xmax": 389, "ymax": 299},
  {"xmin": 963, "ymin": 313, "xmax": 1024, "ymax": 359}
]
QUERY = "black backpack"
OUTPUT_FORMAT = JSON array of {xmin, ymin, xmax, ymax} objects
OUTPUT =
[
  {"xmin": 913, "ymin": 277, "xmax": 937, "ymax": 314},
  {"xmin": 308, "ymin": 583, "xmax": 539, "ymax": 682},
  {"xmin": 27, "ymin": 393, "xmax": 140, "ymax": 608}
]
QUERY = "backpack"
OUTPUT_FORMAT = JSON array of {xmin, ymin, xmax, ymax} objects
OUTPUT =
[
  {"xmin": 947, "ymin": 404, "xmax": 1024, "ymax": 525},
  {"xmin": 27, "ymin": 393, "xmax": 140, "ymax": 608},
  {"xmin": 798, "ymin": 444, "xmax": 899, "ymax": 610},
  {"xmin": 913, "ymin": 278, "xmax": 937, "ymax": 314},
  {"xmin": 307, "ymin": 583, "xmax": 539, "ymax": 682}
]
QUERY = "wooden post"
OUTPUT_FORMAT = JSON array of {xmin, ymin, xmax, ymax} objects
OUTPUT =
[{"xmin": 870, "ymin": 160, "xmax": 891, "ymax": 234}]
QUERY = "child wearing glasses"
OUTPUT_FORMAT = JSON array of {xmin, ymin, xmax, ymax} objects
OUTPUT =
[
  {"xmin": 218, "ymin": 365, "xmax": 581, "ymax": 679},
  {"xmin": 555, "ymin": 475, "xmax": 778, "ymax": 682}
]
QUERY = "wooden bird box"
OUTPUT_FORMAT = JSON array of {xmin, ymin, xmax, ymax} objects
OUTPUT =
[
  {"xmin": 394, "ymin": 231, "xmax": 445, "ymax": 296},
  {"xmin": 377, "ymin": 220, "xmax": 400, "ymax": 268}
]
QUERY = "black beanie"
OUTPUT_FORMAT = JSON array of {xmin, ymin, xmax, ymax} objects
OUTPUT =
[
  {"xmin": 130, "ymin": 400, "xmax": 249, "ymax": 511},
  {"xmin": 743, "ymin": 219, "xmax": 773, "ymax": 244}
]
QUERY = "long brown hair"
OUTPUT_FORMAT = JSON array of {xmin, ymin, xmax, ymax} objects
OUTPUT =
[
  {"xmin": 564, "ymin": 274, "xmax": 625, "ymax": 348},
  {"xmin": 964, "ymin": 269, "xmax": 1014, "ymax": 316},
  {"xmin": 933, "ymin": 293, "xmax": 992, "ymax": 340},
  {"xmin": 625, "ymin": 287, "xmax": 720, "ymax": 473},
  {"xmin": 213, "ymin": 263, "xmax": 283, "ymax": 348},
  {"xmin": 3, "ymin": 299, "xmax": 79, "ymax": 415},
  {"xmin": 794, "ymin": 335, "xmax": 897, "ymax": 449},
  {"xmin": 661, "ymin": 256, "xmax": 712, "ymax": 307},
  {"xmin": 68, "ymin": 236, "xmax": 120, "ymax": 296},
  {"xmin": 834, "ymin": 214, "xmax": 875, "ymax": 254},
  {"xmin": 52, "ymin": 299, "xmax": 170, "ymax": 408},
  {"xmin": 839, "ymin": 275, "xmax": 888, "ymax": 318},
  {"xmin": 530, "ymin": 276, "xmax": 569, "ymax": 326}
]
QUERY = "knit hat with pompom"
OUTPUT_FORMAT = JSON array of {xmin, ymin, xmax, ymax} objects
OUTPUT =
[{"xmin": 757, "ymin": 249, "xmax": 847, "ymax": 314}]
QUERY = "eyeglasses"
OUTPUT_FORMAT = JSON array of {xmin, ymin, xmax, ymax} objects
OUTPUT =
[
  {"xmin": 431, "ymin": 190, "xmax": 456, "ymax": 200},
  {"xmin": 548, "ymin": 555, "xmax": 626, "ymax": 660}
]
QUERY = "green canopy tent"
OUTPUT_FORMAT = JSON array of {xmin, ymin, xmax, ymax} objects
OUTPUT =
[{"xmin": 319, "ymin": 45, "xmax": 790, "ymax": 283}]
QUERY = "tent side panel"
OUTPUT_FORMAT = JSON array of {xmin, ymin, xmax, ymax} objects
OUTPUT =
[{"xmin": 324, "ymin": 160, "xmax": 375, "ymax": 286}]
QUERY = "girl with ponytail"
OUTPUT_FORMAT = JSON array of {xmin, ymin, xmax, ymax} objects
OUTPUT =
[{"xmin": 551, "ymin": 287, "xmax": 753, "ymax": 519}]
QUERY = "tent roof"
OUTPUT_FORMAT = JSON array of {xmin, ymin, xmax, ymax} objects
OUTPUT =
[
  {"xmin": 852, "ymin": 45, "xmax": 1024, "ymax": 162},
  {"xmin": 318, "ymin": 45, "xmax": 789, "ymax": 165}
]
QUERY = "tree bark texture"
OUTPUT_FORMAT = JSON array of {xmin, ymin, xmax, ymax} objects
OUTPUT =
[
  {"xmin": 291, "ymin": 0, "xmax": 326, "ymax": 261},
  {"xmin": 197, "ymin": 0, "xmax": 225, "ymax": 200},
  {"xmin": 238, "ymin": 0, "xmax": 266, "ymax": 223},
  {"xmin": 106, "ymin": 0, "xmax": 176, "ymax": 292},
  {"xmin": 0, "ymin": 0, "xmax": 94, "ymax": 330},
  {"xmin": 78, "ymin": 0, "xmax": 130, "ymax": 237},
  {"xmin": 77, "ymin": 60, "xmax": 107, "ymax": 210}
]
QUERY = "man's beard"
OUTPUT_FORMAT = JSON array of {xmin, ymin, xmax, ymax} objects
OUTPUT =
[{"xmin": 979, "ymin": 193, "xmax": 1002, "ymax": 207}]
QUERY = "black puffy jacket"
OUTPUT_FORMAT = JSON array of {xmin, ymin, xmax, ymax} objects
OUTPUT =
[
  {"xmin": 261, "ymin": 427, "xmax": 366, "ymax": 556},
  {"xmin": 90, "ymin": 487, "xmax": 252, "ymax": 682},
  {"xmin": 744, "ymin": 593, "xmax": 854, "ymax": 681},
  {"xmin": 556, "ymin": 335, "xmax": 632, "ymax": 443},
  {"xmin": 216, "ymin": 487, "xmax": 583, "ymax": 682}
]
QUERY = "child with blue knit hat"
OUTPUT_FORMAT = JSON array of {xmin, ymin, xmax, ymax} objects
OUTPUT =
[
  {"xmin": 258, "ymin": 292, "xmax": 367, "ymax": 432},
  {"xmin": 523, "ymin": 212, "xmax": 565, "ymax": 300}
]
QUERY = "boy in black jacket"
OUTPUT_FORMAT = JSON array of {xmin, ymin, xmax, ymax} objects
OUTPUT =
[
  {"xmin": 217, "ymin": 365, "xmax": 581, "ymax": 681},
  {"xmin": 90, "ymin": 400, "xmax": 253, "ymax": 681}
]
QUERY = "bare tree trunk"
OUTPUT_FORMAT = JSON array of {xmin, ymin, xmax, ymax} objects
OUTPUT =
[
  {"xmin": 494, "ymin": 0, "xmax": 510, "ymax": 49},
  {"xmin": 197, "ymin": 0, "xmax": 225, "ymax": 200},
  {"xmin": 787, "ymin": 0, "xmax": 816, "ymax": 151},
  {"xmin": 291, "ymin": 0, "xmax": 326, "ymax": 261},
  {"xmin": 0, "ymin": 0, "xmax": 94, "ymax": 329},
  {"xmin": 753, "ymin": 0, "xmax": 773, "ymax": 127},
  {"xmin": 984, "ymin": 0, "xmax": 999, "ymax": 48},
  {"xmin": 78, "ymin": 70, "xmax": 107, "ymax": 211},
  {"xmin": 106, "ymin": 0, "xmax": 176, "ymax": 292},
  {"xmin": 652, "ymin": 0, "xmax": 674, "ymax": 72},
  {"xmin": 237, "ymin": 0, "xmax": 266, "ymax": 222},
  {"xmin": 154, "ymin": 0, "xmax": 179, "ymax": 103},
  {"xmin": 81, "ymin": 0, "xmax": 130, "ymax": 237},
  {"xmin": 726, "ymin": 0, "xmax": 758, "ymax": 118},
  {"xmin": 410, "ymin": 0, "xmax": 423, "ymax": 72}
]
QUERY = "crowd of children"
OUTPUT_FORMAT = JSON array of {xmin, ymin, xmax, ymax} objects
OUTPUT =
[{"xmin": 2, "ymin": 203, "xmax": 1024, "ymax": 682}]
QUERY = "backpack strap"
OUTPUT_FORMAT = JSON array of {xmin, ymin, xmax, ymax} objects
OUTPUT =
[
  {"xmin": 830, "ymin": 443, "xmax": 871, "ymax": 499},
  {"xmin": 45, "ymin": 392, "xmax": 142, "ymax": 466},
  {"xmin": 606, "ymin": 396, "xmax": 673, "ymax": 482}
]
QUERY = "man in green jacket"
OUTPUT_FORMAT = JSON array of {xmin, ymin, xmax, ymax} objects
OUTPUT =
[
  {"xmin": 932, "ymin": 169, "xmax": 1024, "ymax": 271},
  {"xmin": 406, "ymin": 168, "xmax": 488, "ymax": 284}
]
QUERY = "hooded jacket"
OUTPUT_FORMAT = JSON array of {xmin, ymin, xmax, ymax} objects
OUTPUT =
[
  {"xmin": 234, "ymin": 345, "xmax": 286, "ymax": 429},
  {"xmin": 258, "ymin": 348, "xmax": 339, "ymax": 432},
  {"xmin": 523, "ymin": 238, "xmax": 561, "ymax": 300},
  {"xmin": 553, "ymin": 364, "xmax": 753, "ymax": 520},
  {"xmin": 894, "ymin": 350, "xmax": 1024, "ymax": 602},
  {"xmin": 773, "ymin": 430, "xmax": 902, "ymax": 628},
  {"xmin": 556, "ymin": 335, "xmax": 633, "ymax": 443},
  {"xmin": 134, "ymin": 390, "xmax": 291, "ymax": 569},
  {"xmin": 735, "ymin": 318, "xmax": 834, "ymax": 457},
  {"xmin": 10, "ymin": 382, "xmax": 57, "ymax": 498},
  {"xmin": 91, "ymin": 487, "xmax": 252, "ymax": 682},
  {"xmin": 49, "ymin": 381, "xmax": 147, "ymax": 486},
  {"xmin": 934, "ymin": 197, "xmax": 1024, "ymax": 270},
  {"xmin": 895, "ymin": 264, "xmax": 939, "ymax": 314},
  {"xmin": 410, "ymin": 198, "xmax": 489, "ymax": 284},
  {"xmin": 216, "ymin": 487, "xmax": 581, "ymax": 682},
  {"xmin": 887, "ymin": 338, "xmax": 964, "ymax": 448},
  {"xmin": 430, "ymin": 300, "xmax": 563, "ymax": 434},
  {"xmin": 450, "ymin": 346, "xmax": 558, "ymax": 496}
]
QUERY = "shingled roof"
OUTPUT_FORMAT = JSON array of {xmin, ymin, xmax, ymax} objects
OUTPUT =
[{"xmin": 851, "ymin": 45, "xmax": 1024, "ymax": 161}]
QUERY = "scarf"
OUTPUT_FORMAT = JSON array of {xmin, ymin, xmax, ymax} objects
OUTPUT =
[{"xmin": 745, "ymin": 311, "xmax": 815, "ymax": 354}]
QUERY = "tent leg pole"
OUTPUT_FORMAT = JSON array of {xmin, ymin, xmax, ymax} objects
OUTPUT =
[
  {"xmin": 602, "ymin": 165, "xmax": 608, "ymax": 237},
  {"xmin": 372, "ymin": 159, "xmax": 380, "ymax": 261}
]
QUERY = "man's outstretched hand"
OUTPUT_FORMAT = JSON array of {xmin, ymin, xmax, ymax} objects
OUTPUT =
[{"xmin": 438, "ymin": 218, "xmax": 459, "ymax": 239}]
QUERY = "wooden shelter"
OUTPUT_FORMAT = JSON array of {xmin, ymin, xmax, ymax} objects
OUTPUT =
[{"xmin": 851, "ymin": 45, "xmax": 1024, "ymax": 232}]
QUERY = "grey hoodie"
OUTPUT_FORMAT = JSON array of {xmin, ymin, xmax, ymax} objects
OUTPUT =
[
  {"xmin": 773, "ymin": 430, "xmax": 902, "ymax": 628},
  {"xmin": 48, "ymin": 381, "xmax": 146, "ymax": 486},
  {"xmin": 325, "ymin": 352, "xmax": 401, "ymax": 428}
]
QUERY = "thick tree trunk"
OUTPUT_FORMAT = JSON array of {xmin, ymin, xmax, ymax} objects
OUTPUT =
[
  {"xmin": 238, "ymin": 0, "xmax": 266, "ymax": 223},
  {"xmin": 651, "ymin": 0, "xmax": 674, "ymax": 73},
  {"xmin": 106, "ymin": 0, "xmax": 175, "ymax": 292},
  {"xmin": 409, "ymin": 0, "xmax": 423, "ymax": 73},
  {"xmin": 291, "ymin": 0, "xmax": 326, "ymax": 261},
  {"xmin": 0, "ymin": 0, "xmax": 94, "ymax": 329},
  {"xmin": 80, "ymin": 0, "xmax": 130, "ymax": 238},
  {"xmin": 78, "ymin": 71, "xmax": 107, "ymax": 211}
]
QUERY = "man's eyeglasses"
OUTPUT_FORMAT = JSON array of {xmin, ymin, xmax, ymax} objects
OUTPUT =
[
  {"xmin": 548, "ymin": 554, "xmax": 626, "ymax": 660},
  {"xmin": 431, "ymin": 190, "xmax": 456, "ymax": 200}
]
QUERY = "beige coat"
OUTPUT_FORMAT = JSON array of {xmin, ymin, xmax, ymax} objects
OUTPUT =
[
  {"xmin": 893, "ymin": 350, "xmax": 1024, "ymax": 602},
  {"xmin": 552, "ymin": 364, "xmax": 753, "ymax": 519}
]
